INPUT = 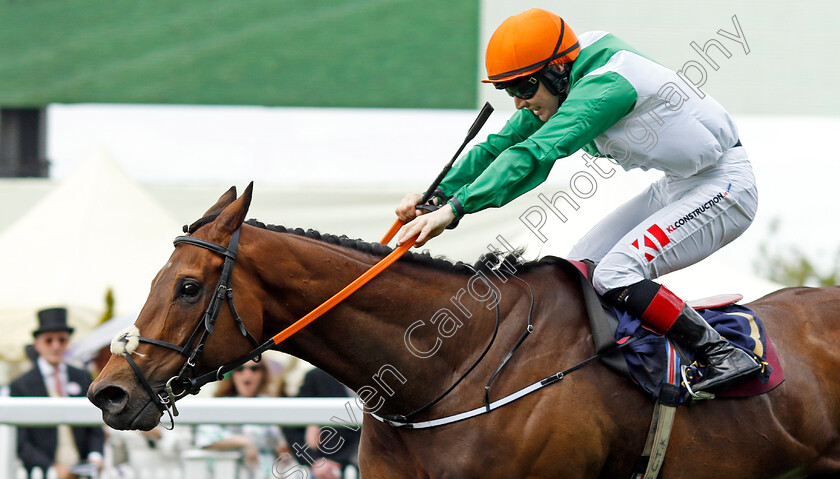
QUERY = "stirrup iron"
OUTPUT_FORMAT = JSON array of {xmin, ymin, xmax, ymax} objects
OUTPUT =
[{"xmin": 680, "ymin": 365, "xmax": 715, "ymax": 401}]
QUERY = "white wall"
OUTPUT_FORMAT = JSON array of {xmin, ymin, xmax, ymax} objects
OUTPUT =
[{"xmin": 40, "ymin": 104, "xmax": 840, "ymax": 281}]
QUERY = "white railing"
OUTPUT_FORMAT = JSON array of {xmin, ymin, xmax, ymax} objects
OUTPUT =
[{"xmin": 0, "ymin": 397, "xmax": 362, "ymax": 479}]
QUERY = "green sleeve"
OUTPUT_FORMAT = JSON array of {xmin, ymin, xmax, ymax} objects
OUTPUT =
[
  {"xmin": 437, "ymin": 109, "xmax": 543, "ymax": 198},
  {"xmin": 451, "ymin": 71, "xmax": 637, "ymax": 214}
]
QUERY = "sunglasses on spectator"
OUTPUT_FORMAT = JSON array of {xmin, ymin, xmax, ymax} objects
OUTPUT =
[
  {"xmin": 234, "ymin": 365, "xmax": 262, "ymax": 373},
  {"xmin": 498, "ymin": 75, "xmax": 541, "ymax": 100},
  {"xmin": 42, "ymin": 336, "xmax": 69, "ymax": 345}
]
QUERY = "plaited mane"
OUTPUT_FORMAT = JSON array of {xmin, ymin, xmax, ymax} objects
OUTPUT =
[
  {"xmin": 183, "ymin": 214, "xmax": 543, "ymax": 275},
  {"xmin": 244, "ymin": 219, "xmax": 479, "ymax": 274}
]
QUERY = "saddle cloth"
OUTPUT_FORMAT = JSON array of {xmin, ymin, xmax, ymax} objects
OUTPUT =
[{"xmin": 564, "ymin": 259, "xmax": 785, "ymax": 404}]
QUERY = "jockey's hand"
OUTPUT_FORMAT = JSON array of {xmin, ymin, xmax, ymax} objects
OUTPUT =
[
  {"xmin": 395, "ymin": 193, "xmax": 424, "ymax": 222},
  {"xmin": 398, "ymin": 205, "xmax": 455, "ymax": 247},
  {"xmin": 395, "ymin": 193, "xmax": 443, "ymax": 222}
]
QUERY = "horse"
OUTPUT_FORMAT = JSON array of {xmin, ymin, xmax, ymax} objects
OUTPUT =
[{"xmin": 88, "ymin": 184, "xmax": 840, "ymax": 478}]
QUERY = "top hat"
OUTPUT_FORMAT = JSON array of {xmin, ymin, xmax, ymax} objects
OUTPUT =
[{"xmin": 33, "ymin": 307, "xmax": 74, "ymax": 337}]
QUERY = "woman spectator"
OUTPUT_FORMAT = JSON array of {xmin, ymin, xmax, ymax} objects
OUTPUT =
[{"xmin": 195, "ymin": 359, "xmax": 289, "ymax": 478}]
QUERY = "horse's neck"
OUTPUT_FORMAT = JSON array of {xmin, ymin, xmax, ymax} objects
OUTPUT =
[{"xmin": 252, "ymin": 231, "xmax": 511, "ymax": 414}]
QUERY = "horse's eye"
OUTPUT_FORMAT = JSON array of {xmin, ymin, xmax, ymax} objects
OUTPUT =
[{"xmin": 180, "ymin": 281, "xmax": 201, "ymax": 298}]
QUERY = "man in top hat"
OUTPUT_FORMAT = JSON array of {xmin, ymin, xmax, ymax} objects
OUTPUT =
[{"xmin": 9, "ymin": 307, "xmax": 105, "ymax": 479}]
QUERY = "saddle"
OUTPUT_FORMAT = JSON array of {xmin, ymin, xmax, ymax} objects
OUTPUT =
[
  {"xmin": 563, "ymin": 258, "xmax": 785, "ymax": 403},
  {"xmin": 555, "ymin": 258, "xmax": 787, "ymax": 477}
]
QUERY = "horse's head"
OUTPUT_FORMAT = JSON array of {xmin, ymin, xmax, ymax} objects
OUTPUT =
[{"xmin": 88, "ymin": 183, "xmax": 265, "ymax": 430}]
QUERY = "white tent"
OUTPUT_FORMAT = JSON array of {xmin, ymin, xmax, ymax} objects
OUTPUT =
[{"xmin": 0, "ymin": 151, "xmax": 182, "ymax": 362}]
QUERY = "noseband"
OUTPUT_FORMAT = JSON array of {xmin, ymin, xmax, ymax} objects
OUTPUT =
[{"xmin": 113, "ymin": 226, "xmax": 262, "ymax": 426}]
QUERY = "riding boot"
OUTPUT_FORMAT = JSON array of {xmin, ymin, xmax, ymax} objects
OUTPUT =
[
  {"xmin": 603, "ymin": 279, "xmax": 760, "ymax": 393},
  {"xmin": 666, "ymin": 304, "xmax": 761, "ymax": 392}
]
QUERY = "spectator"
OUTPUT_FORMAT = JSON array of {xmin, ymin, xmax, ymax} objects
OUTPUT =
[
  {"xmin": 283, "ymin": 368, "xmax": 361, "ymax": 479},
  {"xmin": 194, "ymin": 359, "xmax": 288, "ymax": 478},
  {"xmin": 9, "ymin": 307, "xmax": 105, "ymax": 479},
  {"xmin": 107, "ymin": 425, "xmax": 192, "ymax": 476}
]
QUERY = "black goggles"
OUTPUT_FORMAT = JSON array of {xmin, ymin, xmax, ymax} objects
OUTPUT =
[{"xmin": 496, "ymin": 75, "xmax": 541, "ymax": 100}]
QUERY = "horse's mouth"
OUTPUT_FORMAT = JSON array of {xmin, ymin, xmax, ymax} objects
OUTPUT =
[
  {"xmin": 89, "ymin": 375, "xmax": 169, "ymax": 431},
  {"xmin": 129, "ymin": 399, "xmax": 164, "ymax": 431},
  {"xmin": 99, "ymin": 396, "xmax": 162, "ymax": 431}
]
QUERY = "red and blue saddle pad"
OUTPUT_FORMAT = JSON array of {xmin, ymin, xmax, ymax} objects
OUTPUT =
[{"xmin": 565, "ymin": 259, "xmax": 785, "ymax": 404}]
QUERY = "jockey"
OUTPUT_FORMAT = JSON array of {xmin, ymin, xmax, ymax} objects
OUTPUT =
[{"xmin": 396, "ymin": 8, "xmax": 760, "ymax": 393}]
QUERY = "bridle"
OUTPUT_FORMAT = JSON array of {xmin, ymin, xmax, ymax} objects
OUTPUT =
[
  {"xmin": 114, "ymin": 220, "xmax": 415, "ymax": 427},
  {"xmin": 113, "ymin": 225, "xmax": 265, "ymax": 426}
]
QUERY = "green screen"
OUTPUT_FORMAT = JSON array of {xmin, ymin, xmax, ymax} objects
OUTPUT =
[{"xmin": 0, "ymin": 0, "xmax": 479, "ymax": 108}]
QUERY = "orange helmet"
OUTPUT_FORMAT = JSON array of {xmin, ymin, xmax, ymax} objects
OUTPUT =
[{"xmin": 483, "ymin": 9, "xmax": 580, "ymax": 84}]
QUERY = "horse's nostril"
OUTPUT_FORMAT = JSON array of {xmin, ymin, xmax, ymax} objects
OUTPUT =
[{"xmin": 91, "ymin": 385, "xmax": 129, "ymax": 415}]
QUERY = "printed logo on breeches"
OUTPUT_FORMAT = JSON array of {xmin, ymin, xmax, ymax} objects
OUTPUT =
[{"xmin": 631, "ymin": 224, "xmax": 671, "ymax": 262}]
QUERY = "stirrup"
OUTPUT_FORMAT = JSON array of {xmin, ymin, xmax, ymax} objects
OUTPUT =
[{"xmin": 680, "ymin": 365, "xmax": 715, "ymax": 401}]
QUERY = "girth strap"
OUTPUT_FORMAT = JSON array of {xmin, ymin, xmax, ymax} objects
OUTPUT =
[
  {"xmin": 631, "ymin": 387, "xmax": 679, "ymax": 479},
  {"xmin": 630, "ymin": 341, "xmax": 682, "ymax": 479}
]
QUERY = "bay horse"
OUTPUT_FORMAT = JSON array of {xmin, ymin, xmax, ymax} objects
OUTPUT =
[{"xmin": 89, "ymin": 184, "xmax": 840, "ymax": 478}]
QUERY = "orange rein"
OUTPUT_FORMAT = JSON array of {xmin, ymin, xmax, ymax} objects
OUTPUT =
[
  {"xmin": 270, "ymin": 222, "xmax": 411, "ymax": 346},
  {"xmin": 380, "ymin": 218, "xmax": 404, "ymax": 245}
]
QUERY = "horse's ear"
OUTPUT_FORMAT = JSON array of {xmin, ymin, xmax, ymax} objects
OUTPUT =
[
  {"xmin": 213, "ymin": 182, "xmax": 253, "ymax": 234},
  {"xmin": 202, "ymin": 186, "xmax": 238, "ymax": 217}
]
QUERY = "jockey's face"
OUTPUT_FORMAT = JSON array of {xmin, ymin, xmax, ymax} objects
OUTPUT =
[{"xmin": 514, "ymin": 81, "xmax": 561, "ymax": 122}]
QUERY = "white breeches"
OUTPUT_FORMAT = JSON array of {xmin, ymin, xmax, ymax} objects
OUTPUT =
[{"xmin": 568, "ymin": 146, "xmax": 758, "ymax": 295}]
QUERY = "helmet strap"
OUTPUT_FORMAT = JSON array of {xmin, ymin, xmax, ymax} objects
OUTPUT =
[{"xmin": 540, "ymin": 63, "xmax": 573, "ymax": 104}]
